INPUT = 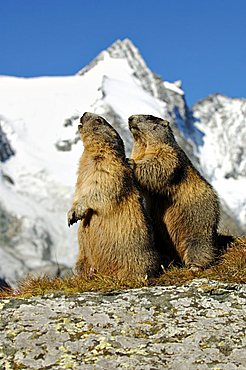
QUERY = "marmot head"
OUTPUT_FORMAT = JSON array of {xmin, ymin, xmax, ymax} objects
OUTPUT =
[
  {"xmin": 128, "ymin": 115, "xmax": 176, "ymax": 146},
  {"xmin": 79, "ymin": 112, "xmax": 125, "ymax": 158}
]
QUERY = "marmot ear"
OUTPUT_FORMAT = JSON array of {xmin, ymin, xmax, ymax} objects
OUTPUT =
[{"xmin": 160, "ymin": 120, "xmax": 169, "ymax": 127}]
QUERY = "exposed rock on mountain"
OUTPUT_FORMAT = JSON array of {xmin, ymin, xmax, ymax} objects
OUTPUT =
[{"xmin": 0, "ymin": 117, "xmax": 15, "ymax": 163}]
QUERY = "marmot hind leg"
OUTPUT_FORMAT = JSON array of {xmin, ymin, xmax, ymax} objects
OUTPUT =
[
  {"xmin": 182, "ymin": 238, "xmax": 216, "ymax": 269},
  {"xmin": 75, "ymin": 253, "xmax": 92, "ymax": 277}
]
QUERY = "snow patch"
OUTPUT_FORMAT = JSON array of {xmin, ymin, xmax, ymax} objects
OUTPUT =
[{"xmin": 163, "ymin": 81, "xmax": 184, "ymax": 95}]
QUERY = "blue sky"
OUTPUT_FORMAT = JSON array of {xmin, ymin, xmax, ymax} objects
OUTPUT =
[{"xmin": 0, "ymin": 0, "xmax": 245, "ymax": 105}]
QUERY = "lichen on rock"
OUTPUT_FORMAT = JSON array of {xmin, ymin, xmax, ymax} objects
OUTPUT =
[{"xmin": 0, "ymin": 279, "xmax": 245, "ymax": 369}]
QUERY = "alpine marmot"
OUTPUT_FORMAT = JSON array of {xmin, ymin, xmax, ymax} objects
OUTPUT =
[
  {"xmin": 129, "ymin": 114, "xmax": 221, "ymax": 269},
  {"xmin": 68, "ymin": 112, "xmax": 161, "ymax": 280}
]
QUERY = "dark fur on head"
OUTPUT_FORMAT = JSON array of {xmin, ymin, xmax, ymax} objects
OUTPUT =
[
  {"xmin": 128, "ymin": 114, "xmax": 176, "ymax": 146},
  {"xmin": 80, "ymin": 112, "xmax": 125, "ymax": 159}
]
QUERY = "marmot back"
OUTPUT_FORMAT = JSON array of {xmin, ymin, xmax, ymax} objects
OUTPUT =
[
  {"xmin": 129, "ymin": 114, "xmax": 221, "ymax": 269},
  {"xmin": 68, "ymin": 112, "xmax": 161, "ymax": 281}
]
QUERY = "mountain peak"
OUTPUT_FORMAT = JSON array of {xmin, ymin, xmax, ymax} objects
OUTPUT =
[
  {"xmin": 77, "ymin": 38, "xmax": 159, "ymax": 98},
  {"xmin": 77, "ymin": 38, "xmax": 143, "ymax": 70},
  {"xmin": 102, "ymin": 38, "xmax": 140, "ymax": 59}
]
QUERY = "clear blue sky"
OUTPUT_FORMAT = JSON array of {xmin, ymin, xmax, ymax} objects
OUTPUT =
[{"xmin": 0, "ymin": 0, "xmax": 245, "ymax": 106}]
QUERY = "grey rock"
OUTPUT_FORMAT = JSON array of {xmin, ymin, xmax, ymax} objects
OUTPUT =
[
  {"xmin": 0, "ymin": 117, "xmax": 15, "ymax": 163},
  {"xmin": 0, "ymin": 279, "xmax": 245, "ymax": 369}
]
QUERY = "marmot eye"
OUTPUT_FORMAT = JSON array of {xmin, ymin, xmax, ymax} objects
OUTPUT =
[
  {"xmin": 160, "ymin": 120, "xmax": 169, "ymax": 128},
  {"xmin": 95, "ymin": 118, "xmax": 102, "ymax": 124}
]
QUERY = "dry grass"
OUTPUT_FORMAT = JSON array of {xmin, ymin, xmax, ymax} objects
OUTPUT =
[
  {"xmin": 156, "ymin": 237, "xmax": 246, "ymax": 286},
  {"xmin": 1, "ymin": 237, "xmax": 245, "ymax": 299}
]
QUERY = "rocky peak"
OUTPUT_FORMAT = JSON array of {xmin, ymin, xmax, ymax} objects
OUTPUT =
[
  {"xmin": 78, "ymin": 38, "xmax": 159, "ymax": 98},
  {"xmin": 78, "ymin": 39, "xmax": 194, "ymax": 151},
  {"xmin": 76, "ymin": 39, "xmax": 245, "ymax": 231}
]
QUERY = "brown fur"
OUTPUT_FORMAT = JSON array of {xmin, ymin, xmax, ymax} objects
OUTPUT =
[
  {"xmin": 68, "ymin": 112, "xmax": 161, "ymax": 281},
  {"xmin": 129, "ymin": 114, "xmax": 221, "ymax": 269}
]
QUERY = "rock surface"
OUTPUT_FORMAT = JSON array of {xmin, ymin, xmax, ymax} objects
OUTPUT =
[{"xmin": 0, "ymin": 279, "xmax": 245, "ymax": 369}]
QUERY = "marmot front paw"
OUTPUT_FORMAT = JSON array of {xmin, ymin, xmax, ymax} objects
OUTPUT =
[
  {"xmin": 67, "ymin": 205, "xmax": 94, "ymax": 227},
  {"xmin": 67, "ymin": 208, "xmax": 78, "ymax": 227}
]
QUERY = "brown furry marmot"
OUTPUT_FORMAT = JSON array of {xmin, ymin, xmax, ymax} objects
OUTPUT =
[
  {"xmin": 128, "ymin": 114, "xmax": 221, "ymax": 269},
  {"xmin": 67, "ymin": 112, "xmax": 161, "ymax": 281}
]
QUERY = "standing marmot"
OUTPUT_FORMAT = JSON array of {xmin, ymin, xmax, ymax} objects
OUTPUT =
[
  {"xmin": 67, "ymin": 112, "xmax": 161, "ymax": 281},
  {"xmin": 128, "ymin": 114, "xmax": 221, "ymax": 269}
]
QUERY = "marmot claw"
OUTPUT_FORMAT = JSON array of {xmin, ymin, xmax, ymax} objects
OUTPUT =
[{"xmin": 67, "ymin": 209, "xmax": 78, "ymax": 227}]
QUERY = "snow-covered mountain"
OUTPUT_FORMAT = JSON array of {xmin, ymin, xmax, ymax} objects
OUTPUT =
[
  {"xmin": 192, "ymin": 94, "xmax": 246, "ymax": 229},
  {"xmin": 0, "ymin": 38, "xmax": 245, "ymax": 284}
]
